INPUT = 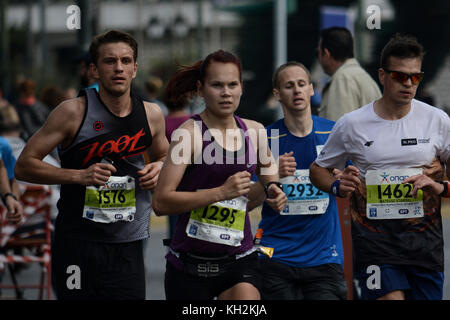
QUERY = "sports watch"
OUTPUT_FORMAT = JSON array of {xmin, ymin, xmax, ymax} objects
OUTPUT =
[
  {"xmin": 264, "ymin": 181, "xmax": 283, "ymax": 197},
  {"xmin": 1, "ymin": 192, "xmax": 18, "ymax": 206}
]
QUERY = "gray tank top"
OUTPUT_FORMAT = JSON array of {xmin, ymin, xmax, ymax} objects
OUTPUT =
[{"xmin": 56, "ymin": 88, "xmax": 153, "ymax": 243}]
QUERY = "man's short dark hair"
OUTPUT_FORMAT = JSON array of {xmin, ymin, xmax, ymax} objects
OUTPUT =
[
  {"xmin": 89, "ymin": 30, "xmax": 138, "ymax": 65},
  {"xmin": 272, "ymin": 61, "xmax": 312, "ymax": 89},
  {"xmin": 380, "ymin": 33, "xmax": 425, "ymax": 69},
  {"xmin": 320, "ymin": 27, "xmax": 354, "ymax": 62}
]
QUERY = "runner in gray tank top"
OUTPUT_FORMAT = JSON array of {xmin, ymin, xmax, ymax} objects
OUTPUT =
[{"xmin": 15, "ymin": 30, "xmax": 169, "ymax": 300}]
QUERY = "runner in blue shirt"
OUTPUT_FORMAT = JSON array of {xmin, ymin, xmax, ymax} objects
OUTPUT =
[{"xmin": 249, "ymin": 61, "xmax": 347, "ymax": 300}]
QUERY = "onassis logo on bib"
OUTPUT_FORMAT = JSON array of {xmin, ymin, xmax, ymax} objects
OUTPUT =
[
  {"xmin": 380, "ymin": 172, "xmax": 389, "ymax": 183},
  {"xmin": 293, "ymin": 174, "xmax": 310, "ymax": 183},
  {"xmin": 309, "ymin": 205, "xmax": 318, "ymax": 211},
  {"xmin": 105, "ymin": 182, "xmax": 127, "ymax": 190},
  {"xmin": 398, "ymin": 209, "xmax": 409, "ymax": 215},
  {"xmin": 379, "ymin": 172, "xmax": 410, "ymax": 183}
]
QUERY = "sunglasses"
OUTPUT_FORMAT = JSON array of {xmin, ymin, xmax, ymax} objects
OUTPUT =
[{"xmin": 383, "ymin": 68, "xmax": 424, "ymax": 85}]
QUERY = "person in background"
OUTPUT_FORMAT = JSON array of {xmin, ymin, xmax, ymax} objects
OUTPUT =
[
  {"xmin": 0, "ymin": 97, "xmax": 23, "ymax": 223},
  {"xmin": 317, "ymin": 27, "xmax": 381, "ymax": 121},
  {"xmin": 14, "ymin": 79, "xmax": 50, "ymax": 141},
  {"xmin": 78, "ymin": 51, "xmax": 99, "ymax": 92},
  {"xmin": 0, "ymin": 102, "xmax": 60, "ymax": 226},
  {"xmin": 40, "ymin": 85, "xmax": 70, "ymax": 112},
  {"xmin": 145, "ymin": 76, "xmax": 168, "ymax": 116},
  {"xmin": 162, "ymin": 77, "xmax": 193, "ymax": 239}
]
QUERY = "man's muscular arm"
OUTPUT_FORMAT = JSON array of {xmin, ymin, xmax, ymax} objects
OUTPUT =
[
  {"xmin": 15, "ymin": 98, "xmax": 116, "ymax": 186},
  {"xmin": 137, "ymin": 102, "xmax": 169, "ymax": 190}
]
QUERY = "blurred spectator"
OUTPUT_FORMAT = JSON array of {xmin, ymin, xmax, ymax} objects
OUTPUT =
[
  {"xmin": 0, "ymin": 103, "xmax": 60, "ymax": 227},
  {"xmin": 40, "ymin": 85, "xmax": 68, "ymax": 111},
  {"xmin": 65, "ymin": 87, "xmax": 77, "ymax": 100},
  {"xmin": 15, "ymin": 79, "xmax": 50, "ymax": 141},
  {"xmin": 317, "ymin": 27, "xmax": 381, "ymax": 121},
  {"xmin": 162, "ymin": 73, "xmax": 198, "ymax": 238},
  {"xmin": 311, "ymin": 81, "xmax": 322, "ymax": 116},
  {"xmin": 145, "ymin": 76, "xmax": 168, "ymax": 116},
  {"xmin": 258, "ymin": 94, "xmax": 282, "ymax": 127},
  {"xmin": 0, "ymin": 136, "xmax": 21, "ymax": 201},
  {"xmin": 0, "ymin": 90, "xmax": 22, "ymax": 135},
  {"xmin": 186, "ymin": 94, "xmax": 206, "ymax": 115},
  {"xmin": 417, "ymin": 86, "xmax": 435, "ymax": 106},
  {"xmin": 78, "ymin": 51, "xmax": 99, "ymax": 92},
  {"xmin": 164, "ymin": 93, "xmax": 191, "ymax": 144},
  {"xmin": 0, "ymin": 102, "xmax": 59, "ymax": 281}
]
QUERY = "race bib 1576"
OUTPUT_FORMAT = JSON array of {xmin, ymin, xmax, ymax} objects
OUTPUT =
[{"xmin": 83, "ymin": 175, "xmax": 136, "ymax": 223}]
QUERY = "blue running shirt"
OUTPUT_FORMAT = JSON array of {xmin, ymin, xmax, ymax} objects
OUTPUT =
[{"xmin": 258, "ymin": 116, "xmax": 344, "ymax": 267}]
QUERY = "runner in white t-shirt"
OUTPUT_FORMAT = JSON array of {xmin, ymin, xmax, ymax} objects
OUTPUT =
[{"xmin": 310, "ymin": 34, "xmax": 450, "ymax": 300}]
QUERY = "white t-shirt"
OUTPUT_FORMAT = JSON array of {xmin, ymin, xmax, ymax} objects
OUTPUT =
[{"xmin": 315, "ymin": 99, "xmax": 450, "ymax": 178}]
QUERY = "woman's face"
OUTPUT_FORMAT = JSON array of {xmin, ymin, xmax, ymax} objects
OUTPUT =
[{"xmin": 197, "ymin": 62, "xmax": 242, "ymax": 118}]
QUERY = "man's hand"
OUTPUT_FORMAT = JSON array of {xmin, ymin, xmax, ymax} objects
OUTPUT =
[
  {"xmin": 265, "ymin": 184, "xmax": 287, "ymax": 212},
  {"xmin": 332, "ymin": 168, "xmax": 343, "ymax": 179},
  {"xmin": 138, "ymin": 161, "xmax": 164, "ymax": 191},
  {"xmin": 402, "ymin": 174, "xmax": 443, "ymax": 198},
  {"xmin": 5, "ymin": 196, "xmax": 23, "ymax": 225},
  {"xmin": 338, "ymin": 165, "xmax": 360, "ymax": 198},
  {"xmin": 279, "ymin": 151, "xmax": 297, "ymax": 178},
  {"xmin": 80, "ymin": 163, "xmax": 117, "ymax": 187}
]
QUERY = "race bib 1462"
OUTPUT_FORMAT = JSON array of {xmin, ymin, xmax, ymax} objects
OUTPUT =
[{"xmin": 365, "ymin": 168, "xmax": 424, "ymax": 220}]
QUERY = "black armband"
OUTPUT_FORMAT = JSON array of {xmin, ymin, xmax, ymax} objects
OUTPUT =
[{"xmin": 438, "ymin": 181, "xmax": 450, "ymax": 197}]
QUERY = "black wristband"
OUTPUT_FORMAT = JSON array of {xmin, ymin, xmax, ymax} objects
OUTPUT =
[
  {"xmin": 264, "ymin": 181, "xmax": 283, "ymax": 197},
  {"xmin": 2, "ymin": 192, "xmax": 17, "ymax": 206},
  {"xmin": 438, "ymin": 181, "xmax": 449, "ymax": 197},
  {"xmin": 330, "ymin": 180, "xmax": 342, "ymax": 197}
]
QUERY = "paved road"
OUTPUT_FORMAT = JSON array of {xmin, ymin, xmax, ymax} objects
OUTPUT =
[
  {"xmin": 2, "ymin": 208, "xmax": 450, "ymax": 300},
  {"xmin": 0, "ymin": 215, "xmax": 170, "ymax": 300}
]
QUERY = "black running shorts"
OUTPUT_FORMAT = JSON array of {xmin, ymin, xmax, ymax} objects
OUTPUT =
[
  {"xmin": 52, "ymin": 234, "xmax": 145, "ymax": 300},
  {"xmin": 165, "ymin": 251, "xmax": 261, "ymax": 300}
]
